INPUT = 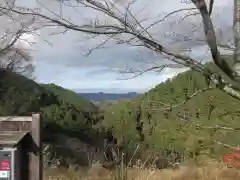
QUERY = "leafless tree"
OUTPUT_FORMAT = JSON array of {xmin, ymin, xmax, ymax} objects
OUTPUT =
[
  {"xmin": 0, "ymin": 0, "xmax": 236, "ymax": 96},
  {"xmin": 0, "ymin": 0, "xmax": 40, "ymax": 78},
  {"xmin": 1, "ymin": 0, "xmax": 240, "ymax": 150},
  {"xmin": 234, "ymin": 0, "xmax": 240, "ymax": 76}
]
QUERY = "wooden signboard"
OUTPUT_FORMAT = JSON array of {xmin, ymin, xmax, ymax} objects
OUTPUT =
[{"xmin": 0, "ymin": 114, "xmax": 42, "ymax": 180}]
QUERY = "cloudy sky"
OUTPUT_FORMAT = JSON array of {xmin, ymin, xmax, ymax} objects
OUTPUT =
[{"xmin": 16, "ymin": 0, "xmax": 234, "ymax": 93}]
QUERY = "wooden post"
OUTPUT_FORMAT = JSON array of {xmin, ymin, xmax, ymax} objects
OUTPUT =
[{"xmin": 30, "ymin": 113, "xmax": 42, "ymax": 180}]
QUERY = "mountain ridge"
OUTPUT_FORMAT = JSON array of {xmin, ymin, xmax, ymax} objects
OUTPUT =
[{"xmin": 78, "ymin": 92, "xmax": 142, "ymax": 101}]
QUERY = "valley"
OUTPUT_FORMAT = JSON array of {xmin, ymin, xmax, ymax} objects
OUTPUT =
[{"xmin": 0, "ymin": 57, "xmax": 239, "ymax": 180}]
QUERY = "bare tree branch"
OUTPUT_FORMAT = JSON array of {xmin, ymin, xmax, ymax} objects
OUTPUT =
[
  {"xmin": 191, "ymin": 0, "xmax": 235, "ymax": 81},
  {"xmin": 179, "ymin": 12, "xmax": 200, "ymax": 21},
  {"xmin": 3, "ymin": 1, "xmax": 238, "ymax": 99},
  {"xmin": 176, "ymin": 115, "xmax": 240, "ymax": 132},
  {"xmin": 213, "ymin": 140, "xmax": 239, "ymax": 150},
  {"xmin": 0, "ymin": 5, "xmax": 205, "ymax": 70},
  {"xmin": 208, "ymin": 0, "xmax": 214, "ymax": 16},
  {"xmin": 0, "ymin": 2, "xmax": 40, "ymax": 78},
  {"xmin": 0, "ymin": 0, "xmax": 238, "ymax": 99},
  {"xmin": 119, "ymin": 63, "xmax": 186, "ymax": 80},
  {"xmin": 146, "ymin": 8, "xmax": 197, "ymax": 31},
  {"xmin": 148, "ymin": 87, "xmax": 215, "ymax": 110}
]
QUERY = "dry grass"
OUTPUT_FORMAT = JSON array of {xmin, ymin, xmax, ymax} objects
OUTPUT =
[
  {"xmin": 43, "ymin": 145, "xmax": 240, "ymax": 180},
  {"xmin": 44, "ymin": 161, "xmax": 240, "ymax": 180}
]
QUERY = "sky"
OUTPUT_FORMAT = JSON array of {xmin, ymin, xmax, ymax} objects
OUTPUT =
[{"xmin": 12, "ymin": 0, "xmax": 234, "ymax": 93}]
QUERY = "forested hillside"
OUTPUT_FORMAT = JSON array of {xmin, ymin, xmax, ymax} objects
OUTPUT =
[
  {"xmin": 101, "ymin": 61, "xmax": 240, "ymax": 163},
  {"xmin": 0, "ymin": 69, "xmax": 104, "ymax": 146},
  {"xmin": 43, "ymin": 84, "xmax": 98, "ymax": 112},
  {"xmin": 1, "ymin": 56, "xmax": 239, "ymax": 168}
]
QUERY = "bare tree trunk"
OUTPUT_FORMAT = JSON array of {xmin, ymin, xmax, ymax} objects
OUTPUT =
[{"xmin": 234, "ymin": 0, "xmax": 240, "ymax": 75}]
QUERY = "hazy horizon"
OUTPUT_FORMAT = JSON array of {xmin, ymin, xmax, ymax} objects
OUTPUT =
[{"xmin": 74, "ymin": 88, "xmax": 146, "ymax": 94}]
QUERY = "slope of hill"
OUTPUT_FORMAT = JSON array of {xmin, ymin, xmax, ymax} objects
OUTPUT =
[
  {"xmin": 78, "ymin": 92, "xmax": 142, "ymax": 102},
  {"xmin": 101, "ymin": 62, "xmax": 240, "ymax": 163},
  {"xmin": 0, "ymin": 69, "xmax": 106, "ymax": 167},
  {"xmin": 0, "ymin": 69, "xmax": 100, "ymax": 140},
  {"xmin": 43, "ymin": 83, "xmax": 98, "ymax": 112}
]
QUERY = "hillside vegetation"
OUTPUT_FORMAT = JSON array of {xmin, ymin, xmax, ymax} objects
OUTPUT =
[
  {"xmin": 43, "ymin": 84, "xmax": 98, "ymax": 112},
  {"xmin": 1, "ymin": 56, "xmax": 239, "ymax": 171},
  {"xmin": 101, "ymin": 60, "xmax": 240, "ymax": 164},
  {"xmin": 0, "ymin": 68, "xmax": 105, "ymax": 153}
]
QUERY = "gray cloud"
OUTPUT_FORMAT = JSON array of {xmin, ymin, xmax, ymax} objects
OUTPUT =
[
  {"xmin": 34, "ymin": 0, "xmax": 233, "ymax": 68},
  {"xmin": 11, "ymin": 0, "xmax": 234, "ymax": 90}
]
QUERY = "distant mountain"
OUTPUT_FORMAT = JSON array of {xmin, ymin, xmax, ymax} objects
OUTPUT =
[
  {"xmin": 78, "ymin": 92, "xmax": 142, "ymax": 101},
  {"xmin": 74, "ymin": 88, "xmax": 148, "ymax": 94}
]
